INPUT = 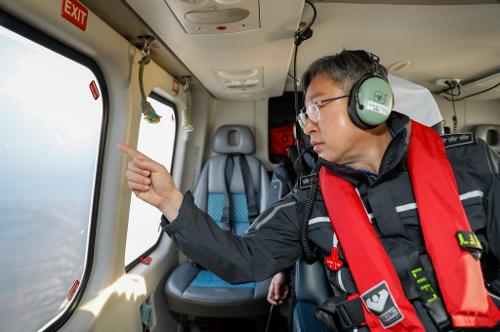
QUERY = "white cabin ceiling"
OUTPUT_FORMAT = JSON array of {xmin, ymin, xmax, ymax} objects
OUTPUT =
[
  {"xmin": 85, "ymin": 0, "xmax": 500, "ymax": 101},
  {"xmin": 294, "ymin": 2, "xmax": 500, "ymax": 100}
]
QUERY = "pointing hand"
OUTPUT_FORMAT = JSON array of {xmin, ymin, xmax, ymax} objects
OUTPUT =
[{"xmin": 117, "ymin": 144, "xmax": 183, "ymax": 220}]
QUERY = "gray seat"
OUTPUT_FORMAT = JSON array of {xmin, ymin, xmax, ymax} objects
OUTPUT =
[{"xmin": 165, "ymin": 125, "xmax": 271, "ymax": 318}]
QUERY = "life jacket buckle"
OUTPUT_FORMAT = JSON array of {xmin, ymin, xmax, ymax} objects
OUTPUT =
[{"xmin": 315, "ymin": 295, "xmax": 366, "ymax": 331}]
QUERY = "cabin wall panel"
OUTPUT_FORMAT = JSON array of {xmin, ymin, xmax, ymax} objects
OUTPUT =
[
  {"xmin": 435, "ymin": 96, "xmax": 500, "ymax": 131},
  {"xmin": 180, "ymin": 86, "xmax": 214, "ymax": 192}
]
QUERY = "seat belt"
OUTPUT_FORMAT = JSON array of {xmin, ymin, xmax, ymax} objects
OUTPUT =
[
  {"xmin": 238, "ymin": 155, "xmax": 259, "ymax": 221},
  {"xmin": 221, "ymin": 155, "xmax": 234, "ymax": 232}
]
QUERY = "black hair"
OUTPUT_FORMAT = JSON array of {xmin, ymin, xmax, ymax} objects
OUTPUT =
[{"xmin": 302, "ymin": 50, "xmax": 388, "ymax": 96}]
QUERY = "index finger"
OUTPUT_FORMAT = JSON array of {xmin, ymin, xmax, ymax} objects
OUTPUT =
[{"xmin": 117, "ymin": 143, "xmax": 148, "ymax": 160}]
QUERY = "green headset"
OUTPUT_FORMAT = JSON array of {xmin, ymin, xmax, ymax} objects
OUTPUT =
[{"xmin": 347, "ymin": 51, "xmax": 394, "ymax": 130}]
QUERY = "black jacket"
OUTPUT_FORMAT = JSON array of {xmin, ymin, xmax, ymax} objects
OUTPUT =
[{"xmin": 162, "ymin": 113, "xmax": 500, "ymax": 312}]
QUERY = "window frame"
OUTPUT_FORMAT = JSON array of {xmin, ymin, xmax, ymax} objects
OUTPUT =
[
  {"xmin": 125, "ymin": 91, "xmax": 178, "ymax": 272},
  {"xmin": 0, "ymin": 8, "xmax": 109, "ymax": 332}
]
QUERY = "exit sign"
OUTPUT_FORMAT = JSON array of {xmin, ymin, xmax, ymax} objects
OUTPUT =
[{"xmin": 61, "ymin": 0, "xmax": 88, "ymax": 31}]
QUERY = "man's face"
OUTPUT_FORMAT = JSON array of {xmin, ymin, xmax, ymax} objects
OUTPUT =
[{"xmin": 303, "ymin": 74, "xmax": 362, "ymax": 163}]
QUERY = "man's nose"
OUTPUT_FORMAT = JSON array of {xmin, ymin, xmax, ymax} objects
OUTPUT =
[{"xmin": 302, "ymin": 118, "xmax": 317, "ymax": 135}]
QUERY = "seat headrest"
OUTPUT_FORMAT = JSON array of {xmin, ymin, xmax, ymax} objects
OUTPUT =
[
  {"xmin": 213, "ymin": 125, "xmax": 255, "ymax": 154},
  {"xmin": 389, "ymin": 74, "xmax": 443, "ymax": 127},
  {"xmin": 474, "ymin": 124, "xmax": 500, "ymax": 152}
]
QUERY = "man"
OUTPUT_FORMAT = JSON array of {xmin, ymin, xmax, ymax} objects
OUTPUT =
[
  {"xmin": 119, "ymin": 50, "xmax": 500, "ymax": 331},
  {"xmin": 265, "ymin": 74, "xmax": 445, "ymax": 321}
]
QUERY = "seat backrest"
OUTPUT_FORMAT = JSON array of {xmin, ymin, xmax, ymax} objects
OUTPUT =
[
  {"xmin": 193, "ymin": 125, "xmax": 270, "ymax": 235},
  {"xmin": 388, "ymin": 74, "xmax": 443, "ymax": 128},
  {"xmin": 294, "ymin": 259, "xmax": 333, "ymax": 305}
]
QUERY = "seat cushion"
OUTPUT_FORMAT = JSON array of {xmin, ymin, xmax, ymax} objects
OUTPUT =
[{"xmin": 165, "ymin": 262, "xmax": 270, "ymax": 317}]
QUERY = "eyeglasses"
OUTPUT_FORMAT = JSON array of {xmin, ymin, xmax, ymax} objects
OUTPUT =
[{"xmin": 297, "ymin": 95, "xmax": 349, "ymax": 129}]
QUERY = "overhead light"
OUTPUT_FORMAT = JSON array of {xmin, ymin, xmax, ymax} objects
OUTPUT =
[
  {"xmin": 215, "ymin": 0, "xmax": 243, "ymax": 4},
  {"xmin": 388, "ymin": 60, "xmax": 412, "ymax": 72},
  {"xmin": 226, "ymin": 83, "xmax": 259, "ymax": 89},
  {"xmin": 175, "ymin": 0, "xmax": 208, "ymax": 7},
  {"xmin": 214, "ymin": 67, "xmax": 263, "ymax": 92},
  {"xmin": 225, "ymin": 80, "xmax": 243, "ymax": 86}
]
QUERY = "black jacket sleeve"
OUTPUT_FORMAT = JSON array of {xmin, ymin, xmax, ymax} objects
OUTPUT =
[
  {"xmin": 484, "ymin": 143, "xmax": 500, "ymax": 262},
  {"xmin": 162, "ymin": 191, "xmax": 303, "ymax": 283}
]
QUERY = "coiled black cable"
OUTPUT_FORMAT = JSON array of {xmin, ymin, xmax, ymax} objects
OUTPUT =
[
  {"xmin": 294, "ymin": 1, "xmax": 319, "ymax": 262},
  {"xmin": 445, "ymin": 80, "xmax": 460, "ymax": 133},
  {"xmin": 301, "ymin": 174, "xmax": 319, "ymax": 263}
]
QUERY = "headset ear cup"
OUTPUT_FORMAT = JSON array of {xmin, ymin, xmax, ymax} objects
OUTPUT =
[
  {"xmin": 349, "ymin": 74, "xmax": 393, "ymax": 129},
  {"xmin": 348, "ymin": 77, "xmax": 377, "ymax": 129}
]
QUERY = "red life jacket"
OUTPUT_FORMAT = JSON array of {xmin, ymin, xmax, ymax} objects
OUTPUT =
[{"xmin": 319, "ymin": 120, "xmax": 500, "ymax": 331}]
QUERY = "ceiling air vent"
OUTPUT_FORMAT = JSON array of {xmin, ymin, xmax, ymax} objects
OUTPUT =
[
  {"xmin": 185, "ymin": 8, "xmax": 249, "ymax": 24},
  {"xmin": 164, "ymin": 0, "xmax": 260, "ymax": 34}
]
